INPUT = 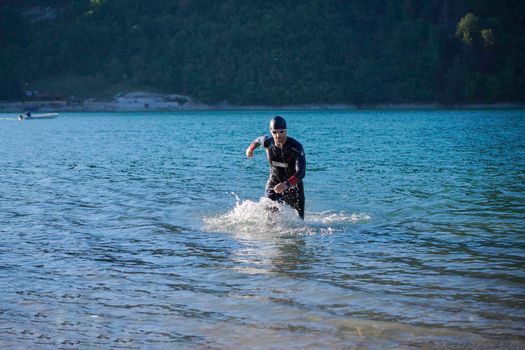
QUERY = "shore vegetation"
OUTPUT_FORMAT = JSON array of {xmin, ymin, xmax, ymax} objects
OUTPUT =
[{"xmin": 1, "ymin": 0, "xmax": 524, "ymax": 105}]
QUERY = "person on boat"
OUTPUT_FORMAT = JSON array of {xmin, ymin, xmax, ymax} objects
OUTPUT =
[
  {"xmin": 245, "ymin": 116, "xmax": 307, "ymax": 219},
  {"xmin": 18, "ymin": 111, "xmax": 31, "ymax": 120}
]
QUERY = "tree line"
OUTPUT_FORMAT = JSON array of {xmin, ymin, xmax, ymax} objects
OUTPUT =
[{"xmin": 1, "ymin": 0, "xmax": 524, "ymax": 105}]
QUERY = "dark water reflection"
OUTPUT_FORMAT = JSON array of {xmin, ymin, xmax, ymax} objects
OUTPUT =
[{"xmin": 1, "ymin": 110, "xmax": 524, "ymax": 349}]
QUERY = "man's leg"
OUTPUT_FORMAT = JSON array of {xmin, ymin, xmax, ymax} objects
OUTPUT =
[
  {"xmin": 283, "ymin": 182, "xmax": 304, "ymax": 219},
  {"xmin": 265, "ymin": 181, "xmax": 283, "ymax": 212}
]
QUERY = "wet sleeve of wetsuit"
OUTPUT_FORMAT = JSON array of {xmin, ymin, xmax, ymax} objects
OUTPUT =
[
  {"xmin": 249, "ymin": 135, "xmax": 270, "ymax": 151},
  {"xmin": 287, "ymin": 144, "xmax": 306, "ymax": 186}
]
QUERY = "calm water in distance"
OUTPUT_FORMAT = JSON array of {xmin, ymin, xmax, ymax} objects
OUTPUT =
[{"xmin": 1, "ymin": 109, "xmax": 524, "ymax": 349}]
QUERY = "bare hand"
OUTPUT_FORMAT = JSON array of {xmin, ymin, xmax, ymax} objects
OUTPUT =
[
  {"xmin": 274, "ymin": 182, "xmax": 289, "ymax": 194},
  {"xmin": 246, "ymin": 146, "xmax": 254, "ymax": 158}
]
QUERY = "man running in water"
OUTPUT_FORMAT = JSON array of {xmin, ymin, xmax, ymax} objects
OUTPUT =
[{"xmin": 245, "ymin": 116, "xmax": 306, "ymax": 219}]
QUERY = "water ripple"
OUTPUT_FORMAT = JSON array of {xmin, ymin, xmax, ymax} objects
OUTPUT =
[{"xmin": 1, "ymin": 110, "xmax": 524, "ymax": 349}]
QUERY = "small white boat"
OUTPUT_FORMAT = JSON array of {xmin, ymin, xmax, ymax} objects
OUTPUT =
[{"xmin": 18, "ymin": 113, "xmax": 58, "ymax": 121}]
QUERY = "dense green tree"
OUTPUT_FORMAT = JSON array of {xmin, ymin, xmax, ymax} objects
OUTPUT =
[{"xmin": 0, "ymin": 0, "xmax": 523, "ymax": 104}]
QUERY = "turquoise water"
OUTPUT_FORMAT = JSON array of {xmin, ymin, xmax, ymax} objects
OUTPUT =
[{"xmin": 1, "ymin": 110, "xmax": 524, "ymax": 349}]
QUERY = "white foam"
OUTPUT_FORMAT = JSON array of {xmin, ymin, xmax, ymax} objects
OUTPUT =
[
  {"xmin": 202, "ymin": 193, "xmax": 371, "ymax": 237},
  {"xmin": 308, "ymin": 211, "xmax": 371, "ymax": 224},
  {"xmin": 203, "ymin": 195, "xmax": 302, "ymax": 237}
]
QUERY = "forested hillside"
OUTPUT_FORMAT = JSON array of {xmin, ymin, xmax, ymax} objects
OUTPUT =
[{"xmin": 1, "ymin": 0, "xmax": 524, "ymax": 105}]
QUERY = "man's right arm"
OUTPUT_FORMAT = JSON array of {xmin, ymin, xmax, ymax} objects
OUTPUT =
[{"xmin": 246, "ymin": 136, "xmax": 267, "ymax": 158}]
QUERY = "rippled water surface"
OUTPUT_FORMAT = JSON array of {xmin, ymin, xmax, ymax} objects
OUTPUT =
[{"xmin": 1, "ymin": 110, "xmax": 524, "ymax": 349}]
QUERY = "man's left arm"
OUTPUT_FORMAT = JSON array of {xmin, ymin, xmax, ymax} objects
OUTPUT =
[{"xmin": 286, "ymin": 144, "xmax": 306, "ymax": 187}]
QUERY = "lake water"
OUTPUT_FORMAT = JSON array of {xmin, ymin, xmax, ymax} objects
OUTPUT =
[{"xmin": 1, "ymin": 109, "xmax": 524, "ymax": 349}]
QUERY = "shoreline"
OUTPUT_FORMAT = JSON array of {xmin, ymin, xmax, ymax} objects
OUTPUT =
[{"xmin": 1, "ymin": 99, "xmax": 524, "ymax": 113}]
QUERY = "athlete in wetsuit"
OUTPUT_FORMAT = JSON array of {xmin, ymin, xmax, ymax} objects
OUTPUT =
[{"xmin": 245, "ymin": 116, "xmax": 306, "ymax": 219}]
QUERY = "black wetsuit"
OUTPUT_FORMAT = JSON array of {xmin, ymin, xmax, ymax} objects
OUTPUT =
[{"xmin": 250, "ymin": 135, "xmax": 306, "ymax": 218}]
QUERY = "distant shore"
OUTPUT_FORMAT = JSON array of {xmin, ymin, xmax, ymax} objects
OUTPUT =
[{"xmin": 1, "ymin": 92, "xmax": 524, "ymax": 113}]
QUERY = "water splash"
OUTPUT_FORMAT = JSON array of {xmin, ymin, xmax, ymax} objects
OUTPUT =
[
  {"xmin": 308, "ymin": 211, "xmax": 371, "ymax": 225},
  {"xmin": 203, "ymin": 193, "xmax": 370, "ymax": 237}
]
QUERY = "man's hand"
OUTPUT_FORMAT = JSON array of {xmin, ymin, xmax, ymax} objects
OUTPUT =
[
  {"xmin": 274, "ymin": 182, "xmax": 289, "ymax": 194},
  {"xmin": 246, "ymin": 146, "xmax": 254, "ymax": 158}
]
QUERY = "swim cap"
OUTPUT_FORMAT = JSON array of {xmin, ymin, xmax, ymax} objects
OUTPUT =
[{"xmin": 269, "ymin": 116, "xmax": 286, "ymax": 130}]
